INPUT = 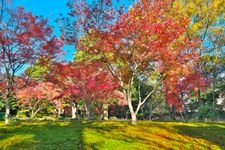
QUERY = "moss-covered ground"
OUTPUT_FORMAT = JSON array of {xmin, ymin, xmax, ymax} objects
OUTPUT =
[{"xmin": 0, "ymin": 120, "xmax": 224, "ymax": 150}]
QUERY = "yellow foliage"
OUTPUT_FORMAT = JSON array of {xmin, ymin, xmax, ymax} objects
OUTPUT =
[
  {"xmin": 186, "ymin": 2, "xmax": 197, "ymax": 15},
  {"xmin": 191, "ymin": 22, "xmax": 203, "ymax": 33},
  {"xmin": 173, "ymin": 0, "xmax": 225, "ymax": 38}
]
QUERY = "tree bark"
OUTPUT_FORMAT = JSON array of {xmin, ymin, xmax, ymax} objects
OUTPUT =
[
  {"xmin": 102, "ymin": 103, "xmax": 109, "ymax": 120},
  {"xmin": 71, "ymin": 102, "xmax": 78, "ymax": 119},
  {"xmin": 85, "ymin": 103, "xmax": 91, "ymax": 119},
  {"xmin": 183, "ymin": 105, "xmax": 188, "ymax": 121},
  {"xmin": 170, "ymin": 105, "xmax": 176, "ymax": 120},
  {"xmin": 57, "ymin": 108, "xmax": 61, "ymax": 118},
  {"xmin": 212, "ymin": 73, "xmax": 216, "ymax": 110},
  {"xmin": 126, "ymin": 89, "xmax": 137, "ymax": 125},
  {"xmin": 180, "ymin": 93, "xmax": 188, "ymax": 121},
  {"xmin": 31, "ymin": 110, "xmax": 35, "ymax": 118},
  {"xmin": 180, "ymin": 111, "xmax": 185, "ymax": 121},
  {"xmin": 4, "ymin": 82, "xmax": 11, "ymax": 124},
  {"xmin": 131, "ymin": 112, "xmax": 137, "ymax": 125},
  {"xmin": 148, "ymin": 102, "xmax": 152, "ymax": 120},
  {"xmin": 31, "ymin": 107, "xmax": 41, "ymax": 118},
  {"xmin": 5, "ymin": 96, "xmax": 10, "ymax": 124}
]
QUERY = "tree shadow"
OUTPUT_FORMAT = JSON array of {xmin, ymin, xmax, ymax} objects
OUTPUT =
[
  {"xmin": 79, "ymin": 120, "xmax": 145, "ymax": 149},
  {"xmin": 1, "ymin": 120, "xmax": 225, "ymax": 149},
  {"xmin": 81, "ymin": 121, "xmax": 183, "ymax": 149},
  {"xmin": 173, "ymin": 123, "xmax": 225, "ymax": 149},
  {"xmin": 79, "ymin": 121, "xmax": 225, "ymax": 149},
  {"xmin": 0, "ymin": 120, "xmax": 84, "ymax": 150}
]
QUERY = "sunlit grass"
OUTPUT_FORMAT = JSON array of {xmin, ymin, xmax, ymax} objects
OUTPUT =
[{"xmin": 0, "ymin": 120, "xmax": 224, "ymax": 150}]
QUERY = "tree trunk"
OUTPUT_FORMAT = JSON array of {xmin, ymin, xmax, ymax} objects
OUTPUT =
[
  {"xmin": 102, "ymin": 103, "xmax": 109, "ymax": 120},
  {"xmin": 148, "ymin": 101, "xmax": 152, "ymax": 120},
  {"xmin": 5, "ymin": 96, "xmax": 10, "ymax": 124},
  {"xmin": 180, "ymin": 93, "xmax": 188, "ymax": 121},
  {"xmin": 180, "ymin": 111, "xmax": 185, "ymax": 121},
  {"xmin": 212, "ymin": 73, "xmax": 216, "ymax": 110},
  {"xmin": 170, "ymin": 105, "xmax": 176, "ymax": 120},
  {"xmin": 4, "ymin": 74, "xmax": 15, "ymax": 124},
  {"xmin": 197, "ymin": 89, "xmax": 201, "ymax": 105},
  {"xmin": 183, "ymin": 104, "xmax": 188, "ymax": 121},
  {"xmin": 4, "ymin": 85, "xmax": 11, "ymax": 124},
  {"xmin": 31, "ymin": 112, "xmax": 34, "ymax": 118},
  {"xmin": 126, "ymin": 89, "xmax": 137, "ymax": 125},
  {"xmin": 31, "ymin": 109, "xmax": 35, "ymax": 118},
  {"xmin": 57, "ymin": 108, "xmax": 61, "ymax": 118},
  {"xmin": 85, "ymin": 103, "xmax": 91, "ymax": 119},
  {"xmin": 131, "ymin": 112, "xmax": 137, "ymax": 125},
  {"xmin": 197, "ymin": 36, "xmax": 205, "ymax": 106},
  {"xmin": 71, "ymin": 102, "xmax": 77, "ymax": 119},
  {"xmin": 30, "ymin": 106, "xmax": 41, "ymax": 118}
]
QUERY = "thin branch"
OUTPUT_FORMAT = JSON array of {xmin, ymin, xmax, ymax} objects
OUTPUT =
[{"xmin": 135, "ymin": 73, "xmax": 165, "ymax": 114}]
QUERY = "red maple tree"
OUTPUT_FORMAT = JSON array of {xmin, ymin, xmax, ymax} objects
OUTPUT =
[
  {"xmin": 74, "ymin": 0, "xmax": 199, "ymax": 124},
  {"xmin": 16, "ymin": 82, "xmax": 62, "ymax": 117},
  {"xmin": 0, "ymin": 6, "xmax": 62, "ymax": 124},
  {"xmin": 46, "ymin": 62, "xmax": 125, "ymax": 119},
  {"xmin": 164, "ymin": 72, "xmax": 209, "ymax": 120}
]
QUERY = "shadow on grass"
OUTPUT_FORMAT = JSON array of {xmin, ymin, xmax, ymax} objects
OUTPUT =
[
  {"xmin": 174, "ymin": 123, "xmax": 225, "ymax": 149},
  {"xmin": 81, "ymin": 121, "xmax": 178, "ymax": 149},
  {"xmin": 1, "ymin": 120, "xmax": 225, "ymax": 150},
  {"xmin": 77, "ymin": 121, "xmax": 225, "ymax": 149},
  {"xmin": 0, "ymin": 120, "xmax": 84, "ymax": 150}
]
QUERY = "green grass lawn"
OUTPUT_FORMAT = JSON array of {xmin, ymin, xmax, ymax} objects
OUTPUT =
[{"xmin": 0, "ymin": 120, "xmax": 224, "ymax": 150}]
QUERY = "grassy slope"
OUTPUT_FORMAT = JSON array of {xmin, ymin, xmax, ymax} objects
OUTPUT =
[{"xmin": 0, "ymin": 120, "xmax": 224, "ymax": 150}]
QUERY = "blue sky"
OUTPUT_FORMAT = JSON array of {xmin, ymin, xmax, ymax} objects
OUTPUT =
[
  {"xmin": 12, "ymin": 0, "xmax": 134, "ymax": 61},
  {"xmin": 13, "ymin": 0, "xmax": 69, "ymax": 35},
  {"xmin": 13, "ymin": 0, "xmax": 74, "ymax": 61}
]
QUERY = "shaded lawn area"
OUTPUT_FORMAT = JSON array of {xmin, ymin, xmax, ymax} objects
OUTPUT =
[{"xmin": 0, "ymin": 120, "xmax": 224, "ymax": 150}]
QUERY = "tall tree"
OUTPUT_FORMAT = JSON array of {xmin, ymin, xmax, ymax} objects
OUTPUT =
[
  {"xmin": 164, "ymin": 72, "xmax": 209, "ymax": 120},
  {"xmin": 173, "ymin": 0, "xmax": 225, "ymax": 103},
  {"xmin": 16, "ymin": 82, "xmax": 62, "ymax": 118},
  {"xmin": 0, "ymin": 7, "xmax": 62, "ymax": 124},
  {"xmin": 76, "ymin": 0, "xmax": 199, "ymax": 124},
  {"xmin": 46, "ymin": 61, "xmax": 125, "ymax": 119}
]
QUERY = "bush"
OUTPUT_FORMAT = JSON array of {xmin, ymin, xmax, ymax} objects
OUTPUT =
[
  {"xmin": 0, "ymin": 112, "xmax": 5, "ymax": 121},
  {"xmin": 194, "ymin": 105, "xmax": 219, "ymax": 121},
  {"xmin": 16, "ymin": 109, "xmax": 29, "ymax": 119}
]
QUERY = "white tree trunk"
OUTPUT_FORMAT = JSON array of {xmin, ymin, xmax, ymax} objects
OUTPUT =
[
  {"xmin": 5, "ymin": 86, "xmax": 10, "ymax": 124},
  {"xmin": 57, "ymin": 108, "xmax": 61, "ymax": 118},
  {"xmin": 71, "ymin": 102, "xmax": 77, "ymax": 119},
  {"xmin": 102, "ymin": 103, "xmax": 109, "ymax": 120},
  {"xmin": 126, "ymin": 89, "xmax": 137, "ymax": 125},
  {"xmin": 5, "ymin": 97, "xmax": 10, "ymax": 124},
  {"xmin": 85, "ymin": 103, "xmax": 91, "ymax": 119},
  {"xmin": 131, "ymin": 112, "xmax": 137, "ymax": 125}
]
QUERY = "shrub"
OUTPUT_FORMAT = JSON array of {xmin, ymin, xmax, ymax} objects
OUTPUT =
[
  {"xmin": 0, "ymin": 112, "xmax": 5, "ymax": 121},
  {"xmin": 194, "ymin": 105, "xmax": 219, "ymax": 120}
]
